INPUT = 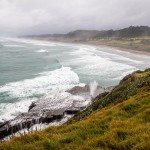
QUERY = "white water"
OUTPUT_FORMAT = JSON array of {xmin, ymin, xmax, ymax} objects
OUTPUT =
[
  {"xmin": 89, "ymin": 81, "xmax": 98, "ymax": 98},
  {"xmin": 0, "ymin": 37, "xmax": 150, "ymax": 122},
  {"xmin": 3, "ymin": 114, "xmax": 73, "ymax": 141},
  {"xmin": 0, "ymin": 67, "xmax": 83, "ymax": 121},
  {"xmin": 36, "ymin": 49, "xmax": 49, "ymax": 53}
]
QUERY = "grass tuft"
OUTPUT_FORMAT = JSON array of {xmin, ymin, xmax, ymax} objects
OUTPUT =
[{"xmin": 0, "ymin": 69, "xmax": 150, "ymax": 150}]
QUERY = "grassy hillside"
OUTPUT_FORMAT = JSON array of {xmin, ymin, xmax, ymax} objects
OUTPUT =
[
  {"xmin": 0, "ymin": 69, "xmax": 150, "ymax": 150},
  {"xmin": 80, "ymin": 37, "xmax": 150, "ymax": 53}
]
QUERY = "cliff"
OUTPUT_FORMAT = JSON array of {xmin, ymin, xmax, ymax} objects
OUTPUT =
[{"xmin": 0, "ymin": 68, "xmax": 150, "ymax": 150}]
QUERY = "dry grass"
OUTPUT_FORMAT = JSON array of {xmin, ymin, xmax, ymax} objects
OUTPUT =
[
  {"xmin": 0, "ymin": 69, "xmax": 150, "ymax": 150},
  {"xmin": 0, "ymin": 87, "xmax": 150, "ymax": 150}
]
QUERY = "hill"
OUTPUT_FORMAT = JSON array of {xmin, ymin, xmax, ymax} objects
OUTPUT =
[
  {"xmin": 0, "ymin": 68, "xmax": 150, "ymax": 150},
  {"xmin": 26, "ymin": 26, "xmax": 150, "ymax": 40},
  {"xmin": 94, "ymin": 26, "xmax": 150, "ymax": 39},
  {"xmin": 24, "ymin": 26, "xmax": 150, "ymax": 53}
]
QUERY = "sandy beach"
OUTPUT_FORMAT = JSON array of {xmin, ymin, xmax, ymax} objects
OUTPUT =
[
  {"xmin": 71, "ymin": 41, "xmax": 150, "ymax": 56},
  {"xmin": 78, "ymin": 40, "xmax": 150, "ymax": 56},
  {"xmin": 35, "ymin": 38, "xmax": 150, "ymax": 56}
]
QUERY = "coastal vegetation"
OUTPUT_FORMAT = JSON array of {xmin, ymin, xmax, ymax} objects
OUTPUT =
[
  {"xmin": 26, "ymin": 26, "xmax": 150, "ymax": 53},
  {"xmin": 81, "ymin": 37, "xmax": 150, "ymax": 53},
  {"xmin": 0, "ymin": 68, "xmax": 150, "ymax": 150}
]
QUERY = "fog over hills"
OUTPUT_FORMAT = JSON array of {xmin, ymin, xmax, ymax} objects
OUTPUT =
[
  {"xmin": 0, "ymin": 0, "xmax": 150, "ymax": 35},
  {"xmin": 25, "ymin": 26, "xmax": 150, "ymax": 40}
]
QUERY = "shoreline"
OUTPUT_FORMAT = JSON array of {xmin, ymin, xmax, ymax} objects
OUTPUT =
[
  {"xmin": 0, "ymin": 84, "xmax": 112, "ymax": 140},
  {"xmin": 0, "ymin": 37, "xmax": 149, "ymax": 140},
  {"xmin": 79, "ymin": 42, "xmax": 150, "ymax": 56},
  {"xmin": 35, "ymin": 38, "xmax": 150, "ymax": 56}
]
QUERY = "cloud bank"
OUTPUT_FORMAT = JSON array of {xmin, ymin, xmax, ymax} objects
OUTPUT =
[{"xmin": 0, "ymin": 0, "xmax": 150, "ymax": 35}]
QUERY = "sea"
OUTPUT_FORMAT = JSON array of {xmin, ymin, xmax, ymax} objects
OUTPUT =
[{"xmin": 0, "ymin": 37, "xmax": 150, "ymax": 122}]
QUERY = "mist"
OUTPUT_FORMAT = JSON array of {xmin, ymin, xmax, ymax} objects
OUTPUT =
[{"xmin": 0, "ymin": 0, "xmax": 150, "ymax": 35}]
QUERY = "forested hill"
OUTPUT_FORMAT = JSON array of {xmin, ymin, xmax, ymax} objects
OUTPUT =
[{"xmin": 25, "ymin": 26, "xmax": 150, "ymax": 40}]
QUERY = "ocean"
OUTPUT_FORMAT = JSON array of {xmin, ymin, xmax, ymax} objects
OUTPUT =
[{"xmin": 0, "ymin": 37, "xmax": 150, "ymax": 122}]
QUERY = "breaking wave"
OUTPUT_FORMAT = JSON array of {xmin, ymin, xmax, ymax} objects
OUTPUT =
[{"xmin": 0, "ymin": 67, "xmax": 81, "ymax": 121}]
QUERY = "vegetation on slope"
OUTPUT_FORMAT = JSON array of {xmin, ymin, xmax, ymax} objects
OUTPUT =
[
  {"xmin": 26, "ymin": 26, "xmax": 150, "ymax": 53},
  {"xmin": 82, "ymin": 37, "xmax": 150, "ymax": 53},
  {"xmin": 0, "ymin": 69, "xmax": 150, "ymax": 150},
  {"xmin": 67, "ymin": 68, "xmax": 150, "ymax": 124}
]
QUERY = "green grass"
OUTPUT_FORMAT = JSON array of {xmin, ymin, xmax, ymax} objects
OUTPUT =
[
  {"xmin": 0, "ymin": 69, "xmax": 150, "ymax": 150},
  {"xmin": 83, "ymin": 37, "xmax": 150, "ymax": 53}
]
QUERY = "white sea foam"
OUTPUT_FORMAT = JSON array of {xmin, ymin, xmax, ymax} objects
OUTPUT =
[
  {"xmin": 0, "ymin": 67, "xmax": 82, "ymax": 121},
  {"xmin": 86, "ymin": 46, "xmax": 144, "ymax": 64},
  {"xmin": 0, "ymin": 67, "xmax": 79, "ymax": 97},
  {"xmin": 33, "ymin": 43, "xmax": 56, "ymax": 46},
  {"xmin": 4, "ymin": 44, "xmax": 25, "ymax": 47},
  {"xmin": 70, "ymin": 45, "xmax": 144, "ymax": 65},
  {"xmin": 0, "ymin": 100, "xmax": 34, "ymax": 122},
  {"xmin": 65, "ymin": 52, "xmax": 136, "ymax": 76},
  {"xmin": 1, "ymin": 39, "xmax": 150, "ymax": 123},
  {"xmin": 36, "ymin": 49, "xmax": 49, "ymax": 53}
]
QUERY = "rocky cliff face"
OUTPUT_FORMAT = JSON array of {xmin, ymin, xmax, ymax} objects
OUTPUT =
[{"xmin": 0, "ymin": 85, "xmax": 110, "ymax": 140}]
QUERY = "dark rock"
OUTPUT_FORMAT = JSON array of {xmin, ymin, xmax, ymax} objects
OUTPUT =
[
  {"xmin": 53, "ymin": 115, "xmax": 63, "ymax": 120},
  {"xmin": 67, "ymin": 85, "xmax": 90, "ymax": 95},
  {"xmin": 43, "ymin": 112, "xmax": 54, "ymax": 123},
  {"xmin": 67, "ymin": 84, "xmax": 106, "ymax": 98},
  {"xmin": 50, "ymin": 110, "xmax": 64, "ymax": 120},
  {"xmin": 28, "ymin": 102, "xmax": 36, "ymax": 112},
  {"xmin": 0, "ymin": 84, "xmax": 112, "ymax": 140},
  {"xmin": 65, "ymin": 107, "xmax": 80, "ymax": 115},
  {"xmin": 44, "ymin": 116, "xmax": 53, "ymax": 123},
  {"xmin": 0, "ymin": 121, "xmax": 9, "ymax": 128},
  {"xmin": 0, "ymin": 109, "xmax": 66, "ymax": 139},
  {"xmin": 65, "ymin": 109, "xmax": 80, "ymax": 115},
  {"xmin": 0, "ymin": 126, "xmax": 8, "ymax": 139}
]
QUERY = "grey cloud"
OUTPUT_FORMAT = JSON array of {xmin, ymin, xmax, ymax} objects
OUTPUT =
[{"xmin": 0, "ymin": 0, "xmax": 150, "ymax": 35}]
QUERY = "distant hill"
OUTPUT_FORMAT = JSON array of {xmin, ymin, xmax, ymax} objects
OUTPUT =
[
  {"xmin": 94, "ymin": 26, "xmax": 150, "ymax": 39},
  {"xmin": 65, "ymin": 30, "xmax": 101, "ymax": 40},
  {"xmin": 23, "ymin": 26, "xmax": 150, "ymax": 53},
  {"xmin": 24, "ymin": 26, "xmax": 150, "ymax": 40}
]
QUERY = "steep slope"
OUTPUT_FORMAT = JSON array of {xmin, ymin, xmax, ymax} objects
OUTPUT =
[{"xmin": 0, "ymin": 69, "xmax": 150, "ymax": 150}]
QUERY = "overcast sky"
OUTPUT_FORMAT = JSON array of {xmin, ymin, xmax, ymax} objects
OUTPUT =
[{"xmin": 0, "ymin": 0, "xmax": 150, "ymax": 35}]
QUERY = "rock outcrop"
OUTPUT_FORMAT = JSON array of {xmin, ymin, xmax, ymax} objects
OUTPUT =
[{"xmin": 0, "ymin": 84, "xmax": 113, "ymax": 140}]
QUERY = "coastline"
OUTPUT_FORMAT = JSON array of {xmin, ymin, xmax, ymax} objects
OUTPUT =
[
  {"xmin": 78, "ymin": 41, "xmax": 150, "ymax": 56},
  {"xmin": 0, "ymin": 84, "xmax": 111, "ymax": 140},
  {"xmin": 1, "ymin": 68, "xmax": 150, "ymax": 149},
  {"xmin": 36, "ymin": 38, "xmax": 150, "ymax": 56},
  {"xmin": 0, "ymin": 37, "xmax": 150, "ymax": 140}
]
